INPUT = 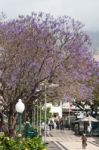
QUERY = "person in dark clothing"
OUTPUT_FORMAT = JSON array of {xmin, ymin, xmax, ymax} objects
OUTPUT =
[
  {"xmin": 60, "ymin": 119, "xmax": 64, "ymax": 130},
  {"xmin": 82, "ymin": 133, "xmax": 87, "ymax": 149},
  {"xmin": 49, "ymin": 120, "xmax": 54, "ymax": 130},
  {"xmin": 56, "ymin": 120, "xmax": 59, "ymax": 129}
]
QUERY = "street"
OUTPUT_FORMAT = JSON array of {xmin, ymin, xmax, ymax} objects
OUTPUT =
[{"xmin": 46, "ymin": 129, "xmax": 99, "ymax": 150}]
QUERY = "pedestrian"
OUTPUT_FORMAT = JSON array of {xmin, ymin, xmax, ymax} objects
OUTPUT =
[
  {"xmin": 46, "ymin": 123, "xmax": 50, "ymax": 136},
  {"xmin": 49, "ymin": 120, "xmax": 54, "ymax": 130},
  {"xmin": 56, "ymin": 120, "xmax": 59, "ymax": 129},
  {"xmin": 87, "ymin": 124, "xmax": 92, "ymax": 136},
  {"xmin": 82, "ymin": 133, "xmax": 87, "ymax": 149},
  {"xmin": 60, "ymin": 119, "xmax": 64, "ymax": 130},
  {"xmin": 41, "ymin": 122, "xmax": 45, "ymax": 135}
]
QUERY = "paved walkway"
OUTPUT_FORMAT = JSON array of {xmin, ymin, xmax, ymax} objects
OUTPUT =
[
  {"xmin": 48, "ymin": 141, "xmax": 62, "ymax": 150},
  {"xmin": 46, "ymin": 129, "xmax": 99, "ymax": 150}
]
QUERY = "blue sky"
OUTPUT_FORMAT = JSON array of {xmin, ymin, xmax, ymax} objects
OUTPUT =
[{"xmin": 0, "ymin": 0, "xmax": 99, "ymax": 31}]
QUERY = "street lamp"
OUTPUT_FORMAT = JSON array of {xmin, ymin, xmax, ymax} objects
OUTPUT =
[
  {"xmin": 39, "ymin": 101, "xmax": 42, "ymax": 136},
  {"xmin": 32, "ymin": 98, "xmax": 38, "ymax": 128},
  {"xmin": 34, "ymin": 89, "xmax": 42, "ymax": 135},
  {"xmin": 15, "ymin": 99, "xmax": 25, "ymax": 133},
  {"xmin": 40, "ymin": 82, "xmax": 59, "ymax": 142}
]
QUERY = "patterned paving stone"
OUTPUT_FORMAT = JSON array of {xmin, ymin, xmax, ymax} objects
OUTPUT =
[{"xmin": 48, "ymin": 141, "xmax": 62, "ymax": 150}]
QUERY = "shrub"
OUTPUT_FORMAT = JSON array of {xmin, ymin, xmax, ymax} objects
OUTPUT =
[{"xmin": 0, "ymin": 136, "xmax": 46, "ymax": 150}]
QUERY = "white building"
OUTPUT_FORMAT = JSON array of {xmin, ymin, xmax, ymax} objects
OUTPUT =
[{"xmin": 46, "ymin": 101, "xmax": 91, "ymax": 118}]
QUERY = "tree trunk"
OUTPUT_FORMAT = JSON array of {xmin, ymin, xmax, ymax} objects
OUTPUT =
[
  {"xmin": 8, "ymin": 102, "xmax": 17, "ymax": 137},
  {"xmin": 0, "ymin": 112, "xmax": 3, "ymax": 131},
  {"xmin": 23, "ymin": 110, "xmax": 27, "ymax": 123}
]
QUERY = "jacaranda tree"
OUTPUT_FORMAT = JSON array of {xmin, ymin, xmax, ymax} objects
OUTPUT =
[{"xmin": 0, "ymin": 12, "xmax": 98, "ymax": 135}]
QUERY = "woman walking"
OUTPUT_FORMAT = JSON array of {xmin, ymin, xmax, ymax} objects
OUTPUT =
[{"xmin": 82, "ymin": 133, "xmax": 87, "ymax": 149}]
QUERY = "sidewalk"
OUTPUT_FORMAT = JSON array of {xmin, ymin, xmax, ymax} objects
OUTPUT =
[
  {"xmin": 48, "ymin": 141, "xmax": 62, "ymax": 150},
  {"xmin": 46, "ymin": 129, "xmax": 99, "ymax": 150}
]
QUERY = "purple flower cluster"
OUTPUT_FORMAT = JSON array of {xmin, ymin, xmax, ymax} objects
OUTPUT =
[{"xmin": 0, "ymin": 12, "xmax": 98, "ymax": 107}]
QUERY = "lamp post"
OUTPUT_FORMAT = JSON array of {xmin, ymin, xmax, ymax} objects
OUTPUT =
[
  {"xmin": 36, "ymin": 103, "xmax": 39, "ymax": 131},
  {"xmin": 68, "ymin": 102, "xmax": 71, "ymax": 128},
  {"xmin": 32, "ymin": 101, "xmax": 36, "ymax": 128},
  {"xmin": 15, "ymin": 99, "xmax": 25, "ymax": 133},
  {"xmin": 44, "ymin": 84, "xmax": 47, "ymax": 142},
  {"xmin": 39, "ymin": 101, "xmax": 42, "ymax": 136},
  {"xmin": 40, "ymin": 82, "xmax": 59, "ymax": 142}
]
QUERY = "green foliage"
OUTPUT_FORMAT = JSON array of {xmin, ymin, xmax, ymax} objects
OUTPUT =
[
  {"xmin": 0, "ymin": 136, "xmax": 46, "ymax": 150},
  {"xmin": 91, "ymin": 85, "xmax": 99, "ymax": 111},
  {"xmin": 41, "ymin": 107, "xmax": 52, "ymax": 122}
]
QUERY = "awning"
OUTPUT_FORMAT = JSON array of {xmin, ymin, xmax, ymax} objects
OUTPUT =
[{"xmin": 74, "ymin": 115, "xmax": 98, "ymax": 123}]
